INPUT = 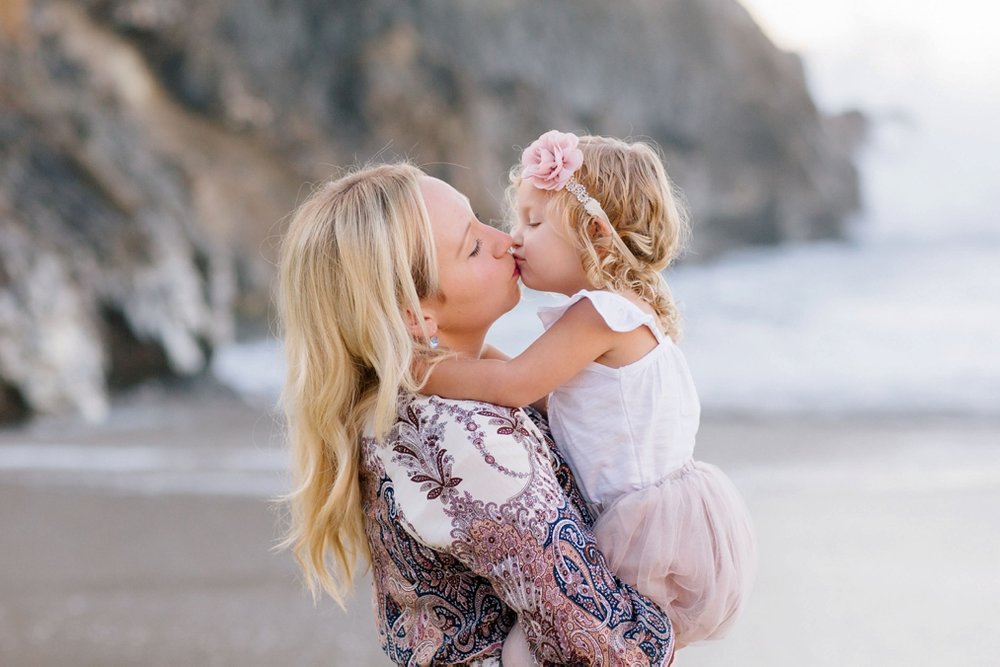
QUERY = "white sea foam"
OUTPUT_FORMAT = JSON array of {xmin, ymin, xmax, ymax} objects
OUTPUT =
[
  {"xmin": 664, "ymin": 240, "xmax": 1000, "ymax": 416},
  {"xmin": 213, "ymin": 240, "xmax": 999, "ymax": 417}
]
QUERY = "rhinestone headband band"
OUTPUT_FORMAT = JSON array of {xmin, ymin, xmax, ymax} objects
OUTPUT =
[{"xmin": 564, "ymin": 178, "xmax": 609, "ymax": 222}]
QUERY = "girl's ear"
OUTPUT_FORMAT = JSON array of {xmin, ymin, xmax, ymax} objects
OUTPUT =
[
  {"xmin": 587, "ymin": 216, "xmax": 615, "ymax": 254},
  {"xmin": 404, "ymin": 305, "xmax": 438, "ymax": 341}
]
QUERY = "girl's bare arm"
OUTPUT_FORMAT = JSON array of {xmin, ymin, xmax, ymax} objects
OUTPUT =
[{"xmin": 422, "ymin": 300, "xmax": 616, "ymax": 407}]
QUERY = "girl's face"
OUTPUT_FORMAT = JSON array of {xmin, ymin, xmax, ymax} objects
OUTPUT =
[
  {"xmin": 419, "ymin": 176, "xmax": 520, "ymax": 344},
  {"xmin": 512, "ymin": 180, "xmax": 592, "ymax": 295}
]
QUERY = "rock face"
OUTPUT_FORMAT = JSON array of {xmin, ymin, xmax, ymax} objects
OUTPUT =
[
  {"xmin": 0, "ymin": 1, "xmax": 302, "ymax": 420},
  {"xmin": 86, "ymin": 0, "xmax": 862, "ymax": 250},
  {"xmin": 0, "ymin": 0, "xmax": 863, "ymax": 420}
]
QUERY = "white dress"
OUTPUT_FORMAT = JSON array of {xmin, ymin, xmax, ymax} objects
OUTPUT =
[
  {"xmin": 539, "ymin": 289, "xmax": 700, "ymax": 512},
  {"xmin": 537, "ymin": 289, "xmax": 757, "ymax": 646}
]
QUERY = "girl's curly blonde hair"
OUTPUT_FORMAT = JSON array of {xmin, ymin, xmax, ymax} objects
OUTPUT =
[{"xmin": 510, "ymin": 135, "xmax": 690, "ymax": 340}]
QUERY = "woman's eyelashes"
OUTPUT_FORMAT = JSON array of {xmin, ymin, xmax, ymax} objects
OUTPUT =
[{"xmin": 469, "ymin": 239, "xmax": 482, "ymax": 257}]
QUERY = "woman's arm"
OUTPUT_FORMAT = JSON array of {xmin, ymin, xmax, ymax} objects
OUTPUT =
[
  {"xmin": 423, "ymin": 299, "xmax": 617, "ymax": 407},
  {"xmin": 380, "ymin": 397, "xmax": 674, "ymax": 665}
]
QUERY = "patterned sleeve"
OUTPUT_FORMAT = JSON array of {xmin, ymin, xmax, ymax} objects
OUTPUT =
[
  {"xmin": 521, "ymin": 405, "xmax": 597, "ymax": 527},
  {"xmin": 379, "ymin": 396, "xmax": 674, "ymax": 666}
]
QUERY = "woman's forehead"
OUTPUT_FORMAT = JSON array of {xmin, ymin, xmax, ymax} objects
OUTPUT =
[{"xmin": 419, "ymin": 176, "xmax": 474, "ymax": 249}]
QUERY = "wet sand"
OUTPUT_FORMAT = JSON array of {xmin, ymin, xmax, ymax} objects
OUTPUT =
[{"xmin": 1, "ymin": 384, "xmax": 998, "ymax": 666}]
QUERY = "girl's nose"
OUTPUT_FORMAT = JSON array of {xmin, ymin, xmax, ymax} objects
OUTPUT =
[{"xmin": 510, "ymin": 223, "xmax": 524, "ymax": 248}]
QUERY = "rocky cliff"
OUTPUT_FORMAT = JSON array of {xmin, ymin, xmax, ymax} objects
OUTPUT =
[{"xmin": 0, "ymin": 0, "xmax": 863, "ymax": 420}]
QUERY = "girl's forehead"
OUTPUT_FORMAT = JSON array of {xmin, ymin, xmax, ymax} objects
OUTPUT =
[{"xmin": 516, "ymin": 180, "xmax": 547, "ymax": 207}]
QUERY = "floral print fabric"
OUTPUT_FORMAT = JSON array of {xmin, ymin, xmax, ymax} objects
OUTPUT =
[{"xmin": 360, "ymin": 394, "xmax": 674, "ymax": 665}]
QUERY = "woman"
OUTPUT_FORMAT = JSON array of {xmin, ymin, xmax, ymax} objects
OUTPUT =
[{"xmin": 278, "ymin": 163, "xmax": 675, "ymax": 665}]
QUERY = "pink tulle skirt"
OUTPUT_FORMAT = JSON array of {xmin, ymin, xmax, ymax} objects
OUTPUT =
[{"xmin": 593, "ymin": 460, "xmax": 757, "ymax": 647}]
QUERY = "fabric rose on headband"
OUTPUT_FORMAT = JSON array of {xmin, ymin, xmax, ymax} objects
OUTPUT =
[{"xmin": 520, "ymin": 130, "xmax": 584, "ymax": 191}]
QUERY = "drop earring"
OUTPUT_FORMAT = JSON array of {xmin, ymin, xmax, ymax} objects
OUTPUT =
[{"xmin": 429, "ymin": 335, "xmax": 439, "ymax": 349}]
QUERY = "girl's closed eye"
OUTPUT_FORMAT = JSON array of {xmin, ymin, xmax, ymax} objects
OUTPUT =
[{"xmin": 469, "ymin": 239, "xmax": 482, "ymax": 257}]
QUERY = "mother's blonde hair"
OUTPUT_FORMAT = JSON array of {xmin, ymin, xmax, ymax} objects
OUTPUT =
[
  {"xmin": 277, "ymin": 163, "xmax": 440, "ymax": 605},
  {"xmin": 511, "ymin": 135, "xmax": 690, "ymax": 340}
]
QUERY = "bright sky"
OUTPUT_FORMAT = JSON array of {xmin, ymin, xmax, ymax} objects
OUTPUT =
[
  {"xmin": 738, "ymin": 0, "xmax": 1000, "ymax": 239},
  {"xmin": 738, "ymin": 0, "xmax": 1000, "ymax": 107}
]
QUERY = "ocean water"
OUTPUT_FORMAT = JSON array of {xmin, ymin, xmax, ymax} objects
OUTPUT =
[
  {"xmin": 663, "ymin": 240, "xmax": 1000, "ymax": 416},
  {"xmin": 212, "ymin": 238, "xmax": 1000, "ymax": 418}
]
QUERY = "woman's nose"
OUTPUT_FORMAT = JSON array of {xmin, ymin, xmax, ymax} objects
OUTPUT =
[{"xmin": 492, "ymin": 229, "xmax": 515, "ymax": 257}]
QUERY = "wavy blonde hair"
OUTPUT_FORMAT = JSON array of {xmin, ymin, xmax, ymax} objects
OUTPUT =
[
  {"xmin": 511, "ymin": 135, "xmax": 690, "ymax": 340},
  {"xmin": 277, "ymin": 163, "xmax": 442, "ymax": 606}
]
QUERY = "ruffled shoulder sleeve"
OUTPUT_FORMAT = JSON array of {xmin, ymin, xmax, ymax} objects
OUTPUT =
[{"xmin": 537, "ymin": 289, "xmax": 661, "ymax": 338}]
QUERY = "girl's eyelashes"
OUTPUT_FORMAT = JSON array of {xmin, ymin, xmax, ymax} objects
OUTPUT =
[{"xmin": 469, "ymin": 239, "xmax": 482, "ymax": 257}]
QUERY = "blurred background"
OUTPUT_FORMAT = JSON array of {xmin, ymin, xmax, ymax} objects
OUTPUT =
[{"xmin": 0, "ymin": 0, "xmax": 997, "ymax": 665}]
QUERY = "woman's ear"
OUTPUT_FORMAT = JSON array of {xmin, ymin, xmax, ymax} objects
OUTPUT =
[{"xmin": 404, "ymin": 306, "xmax": 438, "ymax": 341}]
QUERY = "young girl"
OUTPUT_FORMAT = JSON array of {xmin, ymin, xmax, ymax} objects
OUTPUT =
[{"xmin": 422, "ymin": 130, "xmax": 756, "ymax": 662}]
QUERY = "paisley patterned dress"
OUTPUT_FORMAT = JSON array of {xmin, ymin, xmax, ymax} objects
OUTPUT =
[{"xmin": 360, "ymin": 393, "xmax": 675, "ymax": 666}]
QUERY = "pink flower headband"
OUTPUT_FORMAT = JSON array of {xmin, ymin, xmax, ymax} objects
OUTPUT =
[{"xmin": 520, "ymin": 130, "xmax": 610, "ymax": 224}]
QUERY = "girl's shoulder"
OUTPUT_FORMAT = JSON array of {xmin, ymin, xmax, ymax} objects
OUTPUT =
[{"xmin": 537, "ymin": 289, "xmax": 661, "ymax": 337}]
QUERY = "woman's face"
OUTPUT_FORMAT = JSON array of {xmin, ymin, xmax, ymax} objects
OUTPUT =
[{"xmin": 419, "ymin": 177, "xmax": 520, "ymax": 346}]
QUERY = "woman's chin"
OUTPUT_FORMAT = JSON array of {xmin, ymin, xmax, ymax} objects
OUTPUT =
[{"xmin": 502, "ymin": 282, "xmax": 522, "ymax": 315}]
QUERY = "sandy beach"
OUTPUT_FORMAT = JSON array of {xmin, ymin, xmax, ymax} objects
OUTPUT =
[{"xmin": 1, "ymin": 383, "xmax": 997, "ymax": 666}]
